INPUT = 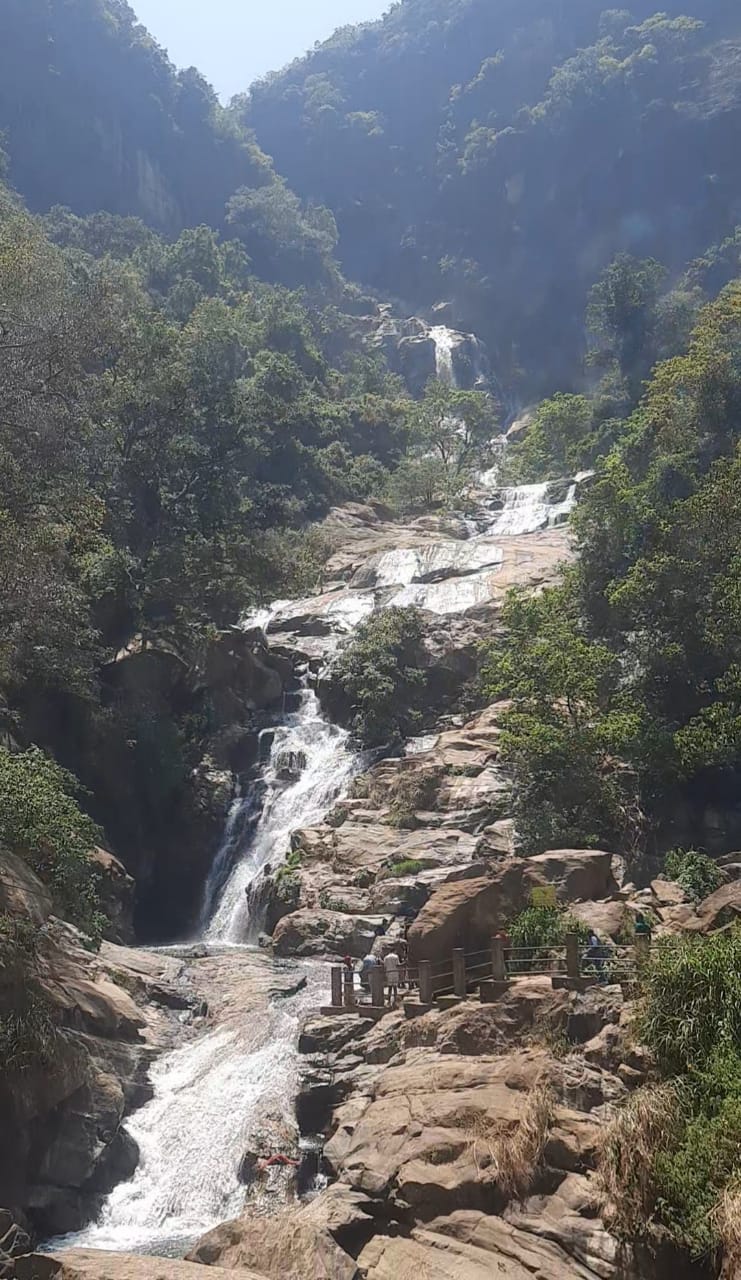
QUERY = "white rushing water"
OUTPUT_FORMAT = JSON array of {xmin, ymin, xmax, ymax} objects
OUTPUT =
[
  {"xmin": 206, "ymin": 683, "xmax": 358, "ymax": 943},
  {"xmin": 57, "ymin": 460, "xmax": 582, "ymax": 1260},
  {"xmin": 429, "ymin": 325, "xmax": 458, "ymax": 385},
  {"xmin": 61, "ymin": 971, "xmax": 323, "ymax": 1257},
  {"xmin": 485, "ymin": 481, "xmax": 577, "ymax": 537}
]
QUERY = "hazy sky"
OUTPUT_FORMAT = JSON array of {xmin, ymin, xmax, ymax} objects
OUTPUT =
[{"xmin": 132, "ymin": 0, "xmax": 392, "ymax": 100}]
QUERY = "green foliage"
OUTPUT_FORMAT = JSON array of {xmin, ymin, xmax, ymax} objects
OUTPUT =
[
  {"xmin": 639, "ymin": 930, "xmax": 741, "ymax": 1078},
  {"xmin": 381, "ymin": 858, "xmax": 424, "ymax": 879},
  {"xmin": 480, "ymin": 586, "xmax": 649, "ymax": 855},
  {"xmin": 605, "ymin": 931, "xmax": 741, "ymax": 1256},
  {"xmin": 0, "ymin": 748, "xmax": 104, "ymax": 941},
  {"xmin": 386, "ymin": 381, "xmax": 495, "ymax": 514},
  {"xmin": 243, "ymin": 0, "xmax": 738, "ymax": 397},
  {"xmin": 330, "ymin": 607, "xmax": 426, "ymax": 748},
  {"xmin": 663, "ymin": 849, "xmax": 724, "ymax": 902},
  {"xmin": 0, "ymin": 912, "xmax": 61, "ymax": 1074},
  {"xmin": 508, "ymin": 905, "xmax": 588, "ymax": 951}
]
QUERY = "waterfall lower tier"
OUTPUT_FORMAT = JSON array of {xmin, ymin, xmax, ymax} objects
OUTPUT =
[
  {"xmin": 53, "ymin": 961, "xmax": 323, "ymax": 1258},
  {"xmin": 205, "ymin": 684, "xmax": 359, "ymax": 943}
]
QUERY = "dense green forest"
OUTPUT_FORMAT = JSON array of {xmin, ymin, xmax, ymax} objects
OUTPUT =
[
  {"xmin": 245, "ymin": 0, "xmax": 741, "ymax": 395},
  {"xmin": 0, "ymin": 169, "xmax": 422, "ymax": 934}
]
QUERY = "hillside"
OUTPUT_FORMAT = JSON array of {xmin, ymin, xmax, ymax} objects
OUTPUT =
[
  {"xmin": 245, "ymin": 0, "xmax": 741, "ymax": 394},
  {"xmin": 4, "ymin": 2, "xmax": 741, "ymax": 1278}
]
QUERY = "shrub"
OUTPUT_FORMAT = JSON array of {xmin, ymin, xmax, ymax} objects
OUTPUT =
[
  {"xmin": 381, "ymin": 858, "xmax": 424, "ymax": 879},
  {"xmin": 0, "ymin": 746, "xmax": 105, "ymax": 942},
  {"xmin": 639, "ymin": 930, "xmax": 741, "ymax": 1076},
  {"xmin": 387, "ymin": 769, "xmax": 441, "ymax": 828},
  {"xmin": 602, "ymin": 929, "xmax": 741, "ymax": 1258},
  {"xmin": 329, "ymin": 607, "xmax": 426, "ymax": 748},
  {"xmin": 663, "ymin": 848, "xmax": 724, "ymax": 902},
  {"xmin": 508, "ymin": 905, "xmax": 587, "ymax": 950},
  {"xmin": 0, "ymin": 912, "xmax": 61, "ymax": 1074}
]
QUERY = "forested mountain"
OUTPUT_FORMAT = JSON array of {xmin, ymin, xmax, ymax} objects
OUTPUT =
[
  {"xmin": 245, "ymin": 0, "xmax": 741, "ymax": 394},
  {"xmin": 0, "ymin": 1, "xmax": 345, "ymax": 290}
]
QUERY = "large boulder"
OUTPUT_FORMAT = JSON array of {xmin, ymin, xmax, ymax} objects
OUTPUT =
[
  {"xmin": 189, "ymin": 1184, "xmax": 371, "ymax": 1280},
  {"xmin": 0, "ymin": 850, "xmax": 52, "ymax": 925},
  {"xmin": 16, "ymin": 1253, "xmax": 269, "ymax": 1280},
  {"xmin": 408, "ymin": 852, "xmax": 620, "ymax": 961},
  {"xmin": 683, "ymin": 880, "xmax": 741, "ymax": 933},
  {"xmin": 526, "ymin": 851, "xmax": 619, "ymax": 903},
  {"xmin": 272, "ymin": 908, "xmax": 379, "ymax": 958},
  {"xmin": 88, "ymin": 848, "xmax": 135, "ymax": 945},
  {"xmin": 407, "ymin": 865, "xmax": 531, "ymax": 961}
]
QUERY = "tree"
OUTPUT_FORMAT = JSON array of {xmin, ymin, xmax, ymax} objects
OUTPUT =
[{"xmin": 329, "ymin": 607, "xmax": 426, "ymax": 747}]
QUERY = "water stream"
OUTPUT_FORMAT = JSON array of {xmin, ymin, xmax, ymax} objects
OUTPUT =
[
  {"xmin": 206, "ymin": 682, "xmax": 359, "ymax": 943},
  {"xmin": 58, "ymin": 466, "xmax": 579, "ymax": 1259},
  {"xmin": 60, "ymin": 971, "xmax": 324, "ymax": 1258}
]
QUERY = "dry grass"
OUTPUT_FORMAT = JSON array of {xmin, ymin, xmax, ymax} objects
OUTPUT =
[
  {"xmin": 712, "ymin": 1181, "xmax": 741, "ymax": 1276},
  {"xmin": 597, "ymin": 1081, "xmax": 681, "ymax": 1235},
  {"xmin": 467, "ymin": 1079, "xmax": 554, "ymax": 1201}
]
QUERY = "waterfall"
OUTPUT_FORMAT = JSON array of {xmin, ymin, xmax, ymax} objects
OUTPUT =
[
  {"xmin": 484, "ymin": 482, "xmax": 577, "ymax": 538},
  {"xmin": 56, "ymin": 684, "xmax": 359, "ymax": 1257},
  {"xmin": 429, "ymin": 325, "xmax": 457, "ymax": 386},
  {"xmin": 55, "ymin": 431, "xmax": 584, "ymax": 1261},
  {"xmin": 206, "ymin": 683, "xmax": 358, "ymax": 943},
  {"xmin": 56, "ymin": 972, "xmax": 324, "ymax": 1257}
]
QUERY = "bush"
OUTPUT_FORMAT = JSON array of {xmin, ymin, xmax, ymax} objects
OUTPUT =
[
  {"xmin": 0, "ymin": 912, "xmax": 61, "ymax": 1074},
  {"xmin": 387, "ymin": 769, "xmax": 441, "ymax": 828},
  {"xmin": 508, "ymin": 905, "xmax": 587, "ymax": 950},
  {"xmin": 381, "ymin": 858, "xmax": 424, "ymax": 879},
  {"xmin": 638, "ymin": 929, "xmax": 741, "ymax": 1076},
  {"xmin": 0, "ymin": 746, "xmax": 105, "ymax": 941},
  {"xmin": 663, "ymin": 848, "xmax": 724, "ymax": 902},
  {"xmin": 329, "ymin": 607, "xmax": 426, "ymax": 748},
  {"xmin": 602, "ymin": 929, "xmax": 741, "ymax": 1258}
]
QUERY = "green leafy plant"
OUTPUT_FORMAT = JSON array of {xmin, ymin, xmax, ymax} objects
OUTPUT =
[
  {"xmin": 602, "ymin": 929, "xmax": 741, "ymax": 1258},
  {"xmin": 329, "ymin": 607, "xmax": 426, "ymax": 748},
  {"xmin": 0, "ymin": 747, "xmax": 105, "ymax": 942},
  {"xmin": 380, "ymin": 858, "xmax": 424, "ymax": 879},
  {"xmin": 663, "ymin": 849, "xmax": 724, "ymax": 903}
]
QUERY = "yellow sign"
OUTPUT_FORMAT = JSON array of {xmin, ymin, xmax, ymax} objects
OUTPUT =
[{"xmin": 531, "ymin": 885, "xmax": 557, "ymax": 908}]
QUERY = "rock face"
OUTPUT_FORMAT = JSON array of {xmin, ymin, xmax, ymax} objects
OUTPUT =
[
  {"xmin": 16, "ymin": 1252, "xmax": 269, "ymax": 1280},
  {"xmin": 258, "ymin": 498, "xmax": 573, "ymax": 667},
  {"xmin": 0, "ymin": 852, "xmax": 189, "ymax": 1236},
  {"xmin": 224, "ymin": 977, "xmax": 680, "ymax": 1280},
  {"xmin": 97, "ymin": 623, "xmax": 294, "ymax": 939},
  {"xmin": 189, "ymin": 1183, "xmax": 371, "ymax": 1280}
]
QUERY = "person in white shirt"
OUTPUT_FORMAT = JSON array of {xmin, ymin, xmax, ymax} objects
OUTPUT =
[{"xmin": 384, "ymin": 949, "xmax": 401, "ymax": 1005}]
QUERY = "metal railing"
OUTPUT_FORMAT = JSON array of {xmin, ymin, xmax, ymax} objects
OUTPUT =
[{"xmin": 325, "ymin": 932, "xmax": 650, "ymax": 1012}]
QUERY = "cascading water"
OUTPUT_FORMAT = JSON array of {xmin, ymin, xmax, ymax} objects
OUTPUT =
[
  {"xmin": 59, "ymin": 685, "xmax": 359, "ymax": 1257},
  {"xmin": 429, "ymin": 325, "xmax": 458, "ymax": 386},
  {"xmin": 206, "ymin": 681, "xmax": 359, "ymax": 943},
  {"xmin": 55, "ymin": 409, "xmax": 583, "ymax": 1260},
  {"xmin": 485, "ymin": 481, "xmax": 577, "ymax": 537},
  {"xmin": 58, "ymin": 971, "xmax": 324, "ymax": 1257}
]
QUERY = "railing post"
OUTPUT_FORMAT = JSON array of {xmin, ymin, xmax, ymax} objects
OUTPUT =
[
  {"xmin": 331, "ymin": 966, "xmax": 343, "ymax": 1008},
  {"xmin": 634, "ymin": 934, "xmax": 650, "ymax": 966},
  {"xmin": 491, "ymin": 936, "xmax": 506, "ymax": 982},
  {"xmin": 370, "ymin": 965, "xmax": 385, "ymax": 1008},
  {"xmin": 453, "ymin": 948, "xmax": 466, "ymax": 998},
  {"xmin": 565, "ymin": 933, "xmax": 580, "ymax": 980},
  {"xmin": 419, "ymin": 960, "xmax": 433, "ymax": 1005},
  {"xmin": 343, "ymin": 968, "xmax": 356, "ymax": 1008}
]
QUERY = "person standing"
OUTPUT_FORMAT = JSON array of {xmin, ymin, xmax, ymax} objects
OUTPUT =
[{"xmin": 384, "ymin": 948, "xmax": 401, "ymax": 1005}]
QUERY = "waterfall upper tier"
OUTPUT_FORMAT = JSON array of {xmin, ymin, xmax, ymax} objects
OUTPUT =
[
  {"xmin": 364, "ymin": 305, "xmax": 492, "ymax": 394},
  {"xmin": 252, "ymin": 478, "xmax": 584, "ymax": 664}
]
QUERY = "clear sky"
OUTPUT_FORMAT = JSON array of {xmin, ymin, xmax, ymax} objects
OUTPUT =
[{"xmin": 132, "ymin": 0, "xmax": 392, "ymax": 101}]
